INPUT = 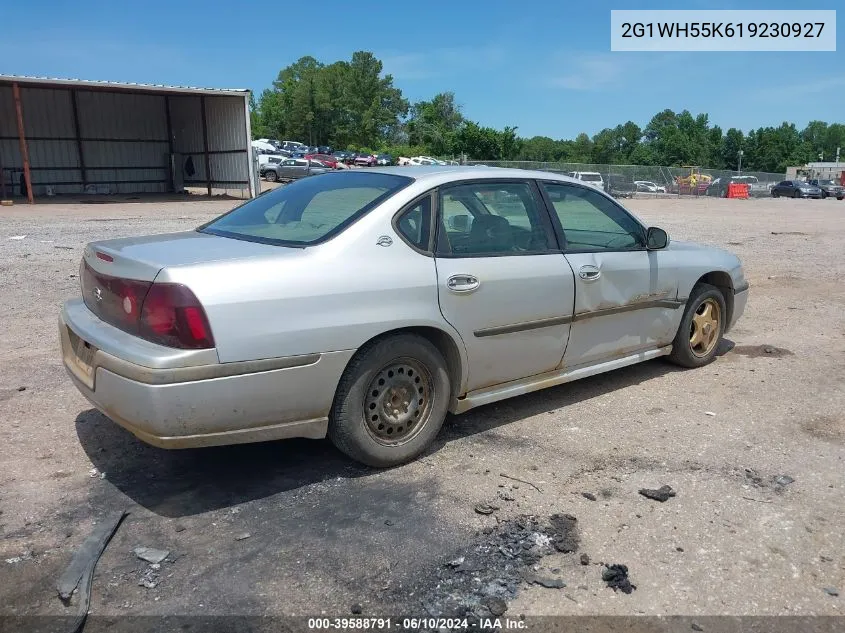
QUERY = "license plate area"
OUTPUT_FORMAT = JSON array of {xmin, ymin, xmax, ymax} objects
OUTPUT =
[{"xmin": 66, "ymin": 327, "xmax": 98, "ymax": 389}]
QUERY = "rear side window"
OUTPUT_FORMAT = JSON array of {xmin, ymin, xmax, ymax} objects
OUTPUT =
[
  {"xmin": 395, "ymin": 196, "xmax": 432, "ymax": 252},
  {"xmin": 436, "ymin": 182, "xmax": 553, "ymax": 256},
  {"xmin": 201, "ymin": 172, "xmax": 412, "ymax": 246}
]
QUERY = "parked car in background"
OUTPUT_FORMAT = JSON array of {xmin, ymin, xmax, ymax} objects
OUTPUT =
[
  {"xmin": 771, "ymin": 180, "xmax": 823, "ymax": 199},
  {"xmin": 354, "ymin": 153, "xmax": 377, "ymax": 167},
  {"xmin": 570, "ymin": 171, "xmax": 604, "ymax": 190},
  {"xmin": 634, "ymin": 180, "xmax": 666, "ymax": 193},
  {"xmin": 261, "ymin": 158, "xmax": 330, "ymax": 182},
  {"xmin": 333, "ymin": 151, "xmax": 354, "ymax": 165},
  {"xmin": 305, "ymin": 153, "xmax": 339, "ymax": 169},
  {"xmin": 605, "ymin": 175, "xmax": 637, "ymax": 198},
  {"xmin": 317, "ymin": 146, "xmax": 333, "ymax": 155},
  {"xmin": 808, "ymin": 179, "xmax": 845, "ymax": 200},
  {"xmin": 61, "ymin": 167, "xmax": 748, "ymax": 467},
  {"xmin": 258, "ymin": 154, "xmax": 288, "ymax": 169},
  {"xmin": 376, "ymin": 154, "xmax": 393, "ymax": 166}
]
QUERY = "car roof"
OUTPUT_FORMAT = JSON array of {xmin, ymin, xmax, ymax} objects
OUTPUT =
[{"xmin": 363, "ymin": 165, "xmax": 585, "ymax": 186}]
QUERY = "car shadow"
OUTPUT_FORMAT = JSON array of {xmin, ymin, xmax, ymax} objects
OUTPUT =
[{"xmin": 77, "ymin": 341, "xmax": 734, "ymax": 518}]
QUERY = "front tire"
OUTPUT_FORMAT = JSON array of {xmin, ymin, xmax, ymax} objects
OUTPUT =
[
  {"xmin": 329, "ymin": 334, "xmax": 451, "ymax": 467},
  {"xmin": 793, "ymin": 189, "xmax": 801, "ymax": 198},
  {"xmin": 668, "ymin": 284, "xmax": 727, "ymax": 369},
  {"xmin": 265, "ymin": 170, "xmax": 278, "ymax": 182}
]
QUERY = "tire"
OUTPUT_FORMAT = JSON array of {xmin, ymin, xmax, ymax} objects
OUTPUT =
[
  {"xmin": 328, "ymin": 334, "xmax": 451, "ymax": 467},
  {"xmin": 667, "ymin": 283, "xmax": 727, "ymax": 369},
  {"xmin": 265, "ymin": 170, "xmax": 278, "ymax": 182},
  {"xmin": 772, "ymin": 190, "xmax": 779, "ymax": 198},
  {"xmin": 793, "ymin": 189, "xmax": 800, "ymax": 198},
  {"xmin": 821, "ymin": 191, "xmax": 828, "ymax": 199}
]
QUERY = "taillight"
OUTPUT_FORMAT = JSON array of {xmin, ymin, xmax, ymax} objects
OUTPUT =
[
  {"xmin": 80, "ymin": 259, "xmax": 214, "ymax": 350},
  {"xmin": 139, "ymin": 283, "xmax": 215, "ymax": 349}
]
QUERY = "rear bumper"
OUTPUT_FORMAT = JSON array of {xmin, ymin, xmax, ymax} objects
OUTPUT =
[{"xmin": 60, "ymin": 302, "xmax": 354, "ymax": 449}]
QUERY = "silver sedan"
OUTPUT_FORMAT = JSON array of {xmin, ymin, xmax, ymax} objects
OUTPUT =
[{"xmin": 60, "ymin": 167, "xmax": 749, "ymax": 466}]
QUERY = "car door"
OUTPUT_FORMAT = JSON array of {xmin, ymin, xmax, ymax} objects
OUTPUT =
[
  {"xmin": 434, "ymin": 180, "xmax": 575, "ymax": 392},
  {"xmin": 538, "ymin": 181, "xmax": 680, "ymax": 369}
]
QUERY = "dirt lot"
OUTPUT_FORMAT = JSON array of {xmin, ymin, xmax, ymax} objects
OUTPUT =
[{"xmin": 1, "ymin": 193, "xmax": 843, "ymax": 627}]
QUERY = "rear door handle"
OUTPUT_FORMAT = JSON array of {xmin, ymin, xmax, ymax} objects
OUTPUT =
[
  {"xmin": 579, "ymin": 265, "xmax": 601, "ymax": 281},
  {"xmin": 447, "ymin": 274, "xmax": 480, "ymax": 293}
]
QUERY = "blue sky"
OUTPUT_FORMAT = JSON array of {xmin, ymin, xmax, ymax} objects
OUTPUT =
[{"xmin": 1, "ymin": 0, "xmax": 842, "ymax": 138}]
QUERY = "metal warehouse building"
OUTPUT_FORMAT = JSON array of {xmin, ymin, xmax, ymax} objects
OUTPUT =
[{"xmin": 0, "ymin": 75, "xmax": 256, "ymax": 203}]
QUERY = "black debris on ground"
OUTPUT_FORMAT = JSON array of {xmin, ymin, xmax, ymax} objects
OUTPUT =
[
  {"xmin": 484, "ymin": 597, "xmax": 507, "ymax": 616},
  {"xmin": 473, "ymin": 503, "xmax": 499, "ymax": 515},
  {"xmin": 581, "ymin": 492, "xmax": 597, "ymax": 501},
  {"xmin": 691, "ymin": 622, "xmax": 704, "ymax": 631},
  {"xmin": 397, "ymin": 514, "xmax": 579, "ymax": 627},
  {"xmin": 823, "ymin": 587, "xmax": 839, "ymax": 597},
  {"xmin": 549, "ymin": 513, "xmax": 579, "ymax": 553},
  {"xmin": 638, "ymin": 485, "xmax": 676, "ymax": 502},
  {"xmin": 351, "ymin": 603, "xmax": 363, "ymax": 614},
  {"xmin": 16, "ymin": 386, "xmax": 26, "ymax": 392},
  {"xmin": 602, "ymin": 564, "xmax": 636, "ymax": 594},
  {"xmin": 580, "ymin": 553, "xmax": 590, "ymax": 566},
  {"xmin": 773, "ymin": 474, "xmax": 795, "ymax": 487},
  {"xmin": 525, "ymin": 574, "xmax": 566, "ymax": 589}
]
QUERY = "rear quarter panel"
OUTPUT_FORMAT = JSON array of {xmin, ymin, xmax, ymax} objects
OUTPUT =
[{"xmin": 158, "ymin": 202, "xmax": 457, "ymax": 367}]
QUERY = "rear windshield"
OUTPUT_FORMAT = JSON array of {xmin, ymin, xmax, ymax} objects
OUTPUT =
[
  {"xmin": 200, "ymin": 172, "xmax": 412, "ymax": 246},
  {"xmin": 580, "ymin": 174, "xmax": 602, "ymax": 181}
]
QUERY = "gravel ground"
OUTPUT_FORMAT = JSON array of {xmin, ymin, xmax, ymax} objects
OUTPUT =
[{"xmin": 0, "ymin": 194, "xmax": 843, "ymax": 625}]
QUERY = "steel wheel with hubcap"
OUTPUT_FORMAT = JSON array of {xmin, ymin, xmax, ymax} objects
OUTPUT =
[
  {"xmin": 329, "ymin": 334, "xmax": 451, "ymax": 467},
  {"xmin": 363, "ymin": 358, "xmax": 433, "ymax": 446},
  {"xmin": 668, "ymin": 283, "xmax": 727, "ymax": 368}
]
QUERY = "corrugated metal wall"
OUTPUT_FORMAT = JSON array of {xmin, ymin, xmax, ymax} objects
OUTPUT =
[
  {"xmin": 169, "ymin": 94, "xmax": 250, "ymax": 190},
  {"xmin": 0, "ymin": 83, "xmax": 252, "ymax": 198},
  {"xmin": 78, "ymin": 91, "xmax": 170, "ymax": 194}
]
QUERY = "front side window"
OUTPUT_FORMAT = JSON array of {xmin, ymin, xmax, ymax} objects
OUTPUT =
[
  {"xmin": 201, "ymin": 172, "xmax": 412, "ymax": 246},
  {"xmin": 436, "ymin": 182, "xmax": 552, "ymax": 256},
  {"xmin": 542, "ymin": 182, "xmax": 644, "ymax": 251}
]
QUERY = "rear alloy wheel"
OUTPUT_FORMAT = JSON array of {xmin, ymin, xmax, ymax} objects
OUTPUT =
[
  {"xmin": 668, "ymin": 283, "xmax": 726, "ymax": 368},
  {"xmin": 265, "ymin": 170, "xmax": 278, "ymax": 182},
  {"xmin": 329, "ymin": 334, "xmax": 451, "ymax": 467}
]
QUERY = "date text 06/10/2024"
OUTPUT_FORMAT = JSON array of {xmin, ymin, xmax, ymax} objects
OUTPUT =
[{"xmin": 307, "ymin": 617, "xmax": 528, "ymax": 629}]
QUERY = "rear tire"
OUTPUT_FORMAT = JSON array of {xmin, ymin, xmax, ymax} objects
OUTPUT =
[
  {"xmin": 265, "ymin": 171, "xmax": 278, "ymax": 182},
  {"xmin": 772, "ymin": 191, "xmax": 779, "ymax": 198},
  {"xmin": 667, "ymin": 283, "xmax": 727, "ymax": 369},
  {"xmin": 329, "ymin": 334, "xmax": 451, "ymax": 467}
]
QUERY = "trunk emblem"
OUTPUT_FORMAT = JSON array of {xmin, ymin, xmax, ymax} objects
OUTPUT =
[
  {"xmin": 376, "ymin": 236, "xmax": 393, "ymax": 247},
  {"xmin": 93, "ymin": 287, "xmax": 103, "ymax": 302}
]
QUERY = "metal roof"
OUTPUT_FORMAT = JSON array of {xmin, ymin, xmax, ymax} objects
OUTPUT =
[{"xmin": 0, "ymin": 74, "xmax": 250, "ymax": 97}]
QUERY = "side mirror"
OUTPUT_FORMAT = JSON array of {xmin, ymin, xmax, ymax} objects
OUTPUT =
[{"xmin": 646, "ymin": 226, "xmax": 669, "ymax": 250}]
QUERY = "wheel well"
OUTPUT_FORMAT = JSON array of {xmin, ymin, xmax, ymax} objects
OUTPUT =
[
  {"xmin": 695, "ymin": 271, "xmax": 734, "ymax": 327},
  {"xmin": 354, "ymin": 327, "xmax": 464, "ymax": 400}
]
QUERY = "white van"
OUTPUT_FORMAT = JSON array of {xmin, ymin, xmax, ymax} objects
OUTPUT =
[{"xmin": 571, "ymin": 171, "xmax": 605, "ymax": 190}]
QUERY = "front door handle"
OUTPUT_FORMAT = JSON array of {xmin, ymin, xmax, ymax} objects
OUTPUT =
[
  {"xmin": 447, "ymin": 274, "xmax": 480, "ymax": 293},
  {"xmin": 579, "ymin": 265, "xmax": 601, "ymax": 281}
]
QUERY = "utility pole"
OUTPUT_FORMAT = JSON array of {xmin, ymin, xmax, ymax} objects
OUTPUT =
[{"xmin": 737, "ymin": 150, "xmax": 743, "ymax": 175}]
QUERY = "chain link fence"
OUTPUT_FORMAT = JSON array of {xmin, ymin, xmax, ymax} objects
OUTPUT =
[{"xmin": 463, "ymin": 161, "xmax": 786, "ymax": 199}]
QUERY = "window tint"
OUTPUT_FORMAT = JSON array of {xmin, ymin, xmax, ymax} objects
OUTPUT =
[
  {"xmin": 542, "ymin": 183, "xmax": 644, "ymax": 251},
  {"xmin": 201, "ymin": 172, "xmax": 411, "ymax": 246},
  {"xmin": 396, "ymin": 196, "xmax": 432, "ymax": 251},
  {"xmin": 436, "ymin": 182, "xmax": 552, "ymax": 256}
]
